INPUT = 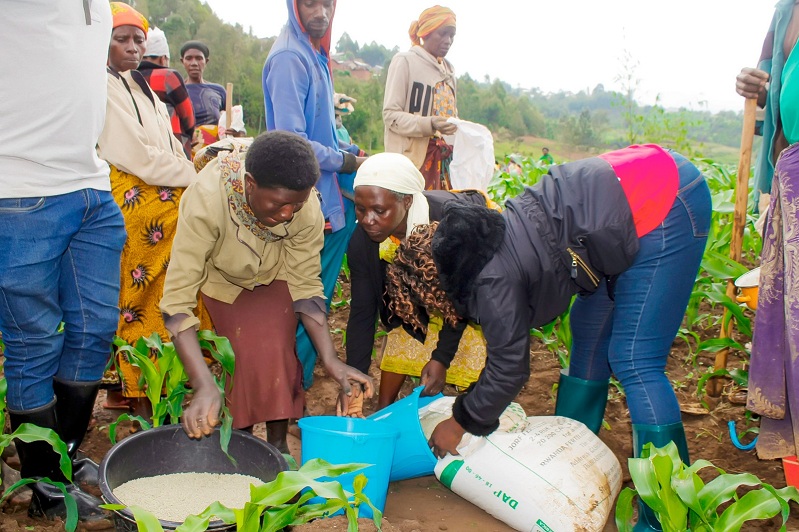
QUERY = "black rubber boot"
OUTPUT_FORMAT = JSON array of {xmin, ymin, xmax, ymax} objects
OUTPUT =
[
  {"xmin": 554, "ymin": 370, "xmax": 609, "ymax": 433},
  {"xmin": 9, "ymin": 399, "xmax": 109, "ymax": 523},
  {"xmin": 53, "ymin": 378, "xmax": 101, "ymax": 486},
  {"xmin": 632, "ymin": 421, "xmax": 690, "ymax": 531}
]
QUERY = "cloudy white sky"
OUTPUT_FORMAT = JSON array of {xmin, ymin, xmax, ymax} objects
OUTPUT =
[{"xmin": 203, "ymin": 0, "xmax": 775, "ymax": 113}]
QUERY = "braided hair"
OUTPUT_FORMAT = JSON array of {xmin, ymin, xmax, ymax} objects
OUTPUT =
[{"xmin": 385, "ymin": 222, "xmax": 461, "ymax": 333}]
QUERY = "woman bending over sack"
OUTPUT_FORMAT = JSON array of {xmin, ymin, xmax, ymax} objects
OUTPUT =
[
  {"xmin": 346, "ymin": 153, "xmax": 490, "ymax": 409},
  {"xmin": 385, "ymin": 144, "xmax": 710, "ymax": 531}
]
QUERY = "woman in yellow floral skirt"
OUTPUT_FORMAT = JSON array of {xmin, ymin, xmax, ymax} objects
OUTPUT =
[
  {"xmin": 347, "ymin": 152, "xmax": 494, "ymax": 408},
  {"xmin": 98, "ymin": 4, "xmax": 212, "ymax": 416}
]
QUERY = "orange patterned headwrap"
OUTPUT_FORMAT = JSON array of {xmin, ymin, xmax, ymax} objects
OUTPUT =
[
  {"xmin": 408, "ymin": 6, "xmax": 456, "ymax": 46},
  {"xmin": 110, "ymin": 2, "xmax": 149, "ymax": 34}
]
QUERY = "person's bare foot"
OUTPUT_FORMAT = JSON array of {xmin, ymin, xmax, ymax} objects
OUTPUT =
[{"xmin": 102, "ymin": 389, "xmax": 131, "ymax": 411}]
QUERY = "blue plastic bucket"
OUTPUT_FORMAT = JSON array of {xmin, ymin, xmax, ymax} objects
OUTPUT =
[
  {"xmin": 367, "ymin": 386, "xmax": 442, "ymax": 481},
  {"xmin": 298, "ymin": 416, "xmax": 398, "ymax": 518}
]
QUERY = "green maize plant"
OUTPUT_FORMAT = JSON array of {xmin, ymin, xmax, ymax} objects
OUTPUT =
[
  {"xmin": 0, "ymin": 374, "xmax": 77, "ymax": 531},
  {"xmin": 102, "ymin": 458, "xmax": 382, "ymax": 532},
  {"xmin": 615, "ymin": 441, "xmax": 799, "ymax": 531},
  {"xmin": 530, "ymin": 306, "xmax": 573, "ymax": 370},
  {"xmin": 331, "ymin": 254, "xmax": 352, "ymax": 312},
  {"xmin": 487, "ymin": 153, "xmax": 550, "ymax": 206},
  {"xmin": 685, "ymin": 159, "xmax": 761, "ymax": 394},
  {"xmin": 111, "ymin": 331, "xmax": 236, "ymax": 458}
]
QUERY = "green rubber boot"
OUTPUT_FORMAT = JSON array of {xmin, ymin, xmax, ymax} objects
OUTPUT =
[
  {"xmin": 632, "ymin": 422, "xmax": 690, "ymax": 531},
  {"xmin": 553, "ymin": 371, "xmax": 609, "ymax": 434}
]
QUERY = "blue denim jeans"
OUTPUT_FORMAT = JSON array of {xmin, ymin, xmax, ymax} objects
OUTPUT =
[
  {"xmin": 0, "ymin": 189, "xmax": 126, "ymax": 411},
  {"xmin": 567, "ymin": 152, "xmax": 711, "ymax": 426}
]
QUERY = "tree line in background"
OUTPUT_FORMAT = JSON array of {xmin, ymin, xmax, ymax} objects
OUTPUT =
[{"xmin": 134, "ymin": 0, "xmax": 747, "ymax": 160}]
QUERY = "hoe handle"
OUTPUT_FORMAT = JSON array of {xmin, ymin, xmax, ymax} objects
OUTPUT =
[
  {"xmin": 709, "ymin": 98, "xmax": 757, "ymax": 396},
  {"xmin": 225, "ymin": 82, "xmax": 234, "ymax": 130}
]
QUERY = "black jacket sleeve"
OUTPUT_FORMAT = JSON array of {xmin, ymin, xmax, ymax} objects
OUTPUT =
[
  {"xmin": 345, "ymin": 228, "xmax": 380, "ymax": 375},
  {"xmin": 453, "ymin": 274, "xmax": 531, "ymax": 436}
]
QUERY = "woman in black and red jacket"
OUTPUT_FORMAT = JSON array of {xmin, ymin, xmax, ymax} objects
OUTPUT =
[{"xmin": 385, "ymin": 145, "xmax": 711, "ymax": 531}]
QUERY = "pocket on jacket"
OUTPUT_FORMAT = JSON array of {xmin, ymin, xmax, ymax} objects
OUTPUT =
[{"xmin": 563, "ymin": 244, "xmax": 601, "ymax": 296}]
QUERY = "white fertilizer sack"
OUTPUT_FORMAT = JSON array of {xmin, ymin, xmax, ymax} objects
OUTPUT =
[{"xmin": 434, "ymin": 416, "xmax": 621, "ymax": 532}]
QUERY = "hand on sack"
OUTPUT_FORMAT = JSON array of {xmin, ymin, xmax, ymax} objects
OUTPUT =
[{"xmin": 428, "ymin": 416, "xmax": 465, "ymax": 458}]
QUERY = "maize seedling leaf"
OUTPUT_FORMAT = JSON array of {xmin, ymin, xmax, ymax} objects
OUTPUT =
[
  {"xmin": 650, "ymin": 452, "xmax": 687, "ymax": 531},
  {"xmin": 614, "ymin": 487, "xmax": 637, "ymax": 532},
  {"xmin": 715, "ymin": 487, "xmax": 783, "ymax": 531},
  {"xmin": 233, "ymin": 501, "xmax": 264, "ymax": 532},
  {"xmin": 9, "ymin": 424, "xmax": 72, "ymax": 480},
  {"xmin": 697, "ymin": 472, "xmax": 761, "ymax": 516},
  {"xmin": 108, "ymin": 413, "xmax": 151, "ymax": 444},
  {"xmin": 2, "ymin": 478, "xmax": 77, "ymax": 532},
  {"xmin": 129, "ymin": 505, "xmax": 165, "ymax": 532},
  {"xmin": 174, "ymin": 513, "xmax": 211, "ymax": 532},
  {"xmin": 261, "ymin": 504, "xmax": 300, "ymax": 532},
  {"xmin": 198, "ymin": 329, "xmax": 235, "ymax": 376}
]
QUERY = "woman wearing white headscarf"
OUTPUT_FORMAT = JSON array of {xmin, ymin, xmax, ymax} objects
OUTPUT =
[{"xmin": 347, "ymin": 153, "xmax": 491, "ymax": 408}]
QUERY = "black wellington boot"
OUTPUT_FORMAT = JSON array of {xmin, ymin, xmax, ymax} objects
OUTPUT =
[
  {"xmin": 53, "ymin": 378, "xmax": 102, "ymax": 486},
  {"xmin": 9, "ymin": 399, "xmax": 109, "ymax": 523}
]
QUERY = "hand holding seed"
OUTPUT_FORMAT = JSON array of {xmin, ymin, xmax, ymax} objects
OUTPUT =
[
  {"xmin": 337, "ymin": 384, "xmax": 365, "ymax": 417},
  {"xmin": 182, "ymin": 384, "xmax": 221, "ymax": 439}
]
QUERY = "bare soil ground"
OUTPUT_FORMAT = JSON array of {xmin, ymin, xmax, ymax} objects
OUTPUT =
[{"xmin": 1, "ymin": 292, "xmax": 796, "ymax": 531}]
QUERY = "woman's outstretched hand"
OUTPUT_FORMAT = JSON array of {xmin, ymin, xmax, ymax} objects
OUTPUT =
[
  {"xmin": 428, "ymin": 416, "xmax": 465, "ymax": 458},
  {"xmin": 336, "ymin": 384, "xmax": 365, "ymax": 417},
  {"xmin": 327, "ymin": 359, "xmax": 374, "ymax": 417},
  {"xmin": 420, "ymin": 359, "xmax": 446, "ymax": 396}
]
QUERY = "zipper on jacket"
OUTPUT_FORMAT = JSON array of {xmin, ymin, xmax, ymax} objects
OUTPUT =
[{"xmin": 567, "ymin": 247, "xmax": 600, "ymax": 287}]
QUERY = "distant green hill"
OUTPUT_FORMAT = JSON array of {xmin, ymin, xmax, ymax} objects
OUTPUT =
[{"xmin": 139, "ymin": 0, "xmax": 749, "ymax": 164}]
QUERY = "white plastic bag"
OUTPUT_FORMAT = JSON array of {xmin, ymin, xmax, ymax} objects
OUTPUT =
[
  {"xmin": 444, "ymin": 118, "xmax": 495, "ymax": 191},
  {"xmin": 435, "ymin": 416, "xmax": 622, "ymax": 532}
]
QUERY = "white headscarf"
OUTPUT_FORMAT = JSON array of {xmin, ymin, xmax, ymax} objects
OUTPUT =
[
  {"xmin": 353, "ymin": 153, "xmax": 430, "ymax": 239},
  {"xmin": 145, "ymin": 27, "xmax": 170, "ymax": 58}
]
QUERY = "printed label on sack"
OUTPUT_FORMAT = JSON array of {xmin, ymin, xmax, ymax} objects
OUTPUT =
[{"xmin": 534, "ymin": 519, "xmax": 555, "ymax": 532}]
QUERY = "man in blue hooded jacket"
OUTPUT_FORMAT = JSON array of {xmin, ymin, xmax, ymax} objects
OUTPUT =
[{"xmin": 263, "ymin": 0, "xmax": 367, "ymax": 388}]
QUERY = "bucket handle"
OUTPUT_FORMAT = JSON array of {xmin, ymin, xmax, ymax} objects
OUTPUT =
[{"xmin": 728, "ymin": 420, "xmax": 757, "ymax": 451}]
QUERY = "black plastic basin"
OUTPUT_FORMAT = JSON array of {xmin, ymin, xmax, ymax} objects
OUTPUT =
[{"xmin": 98, "ymin": 425, "xmax": 288, "ymax": 530}]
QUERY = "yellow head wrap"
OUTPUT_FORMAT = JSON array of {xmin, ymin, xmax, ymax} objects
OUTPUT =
[
  {"xmin": 408, "ymin": 6, "xmax": 456, "ymax": 46},
  {"xmin": 110, "ymin": 2, "xmax": 149, "ymax": 34}
]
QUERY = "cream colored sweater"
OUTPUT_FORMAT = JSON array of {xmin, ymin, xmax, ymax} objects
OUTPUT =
[
  {"xmin": 97, "ymin": 69, "xmax": 195, "ymax": 187},
  {"xmin": 382, "ymin": 46, "xmax": 457, "ymax": 169}
]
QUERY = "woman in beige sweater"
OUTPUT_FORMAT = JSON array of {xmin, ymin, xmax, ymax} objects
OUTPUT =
[
  {"xmin": 97, "ymin": 3, "xmax": 210, "ymax": 416},
  {"xmin": 160, "ymin": 132, "xmax": 373, "ymax": 452},
  {"xmin": 383, "ymin": 6, "xmax": 459, "ymax": 190}
]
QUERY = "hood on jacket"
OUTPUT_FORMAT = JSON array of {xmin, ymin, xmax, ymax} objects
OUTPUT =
[{"xmin": 286, "ymin": 0, "xmax": 336, "ymax": 58}]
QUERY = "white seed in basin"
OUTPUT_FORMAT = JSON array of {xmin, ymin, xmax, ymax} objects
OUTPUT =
[{"xmin": 112, "ymin": 472, "xmax": 263, "ymax": 523}]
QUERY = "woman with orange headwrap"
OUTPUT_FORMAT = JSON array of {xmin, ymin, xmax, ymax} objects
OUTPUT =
[
  {"xmin": 383, "ymin": 6, "xmax": 458, "ymax": 190},
  {"xmin": 98, "ymin": 2, "xmax": 211, "ymax": 419}
]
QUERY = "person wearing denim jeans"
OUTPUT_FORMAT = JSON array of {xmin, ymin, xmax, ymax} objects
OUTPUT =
[
  {"xmin": 0, "ymin": 0, "xmax": 126, "ymax": 524},
  {"xmin": 564, "ymin": 151, "xmax": 711, "ymax": 530},
  {"xmin": 379, "ymin": 145, "xmax": 710, "ymax": 531}
]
